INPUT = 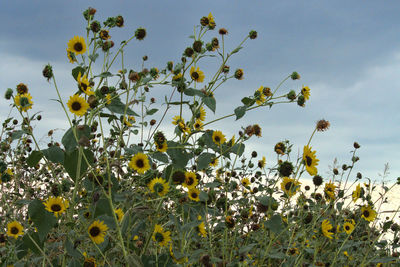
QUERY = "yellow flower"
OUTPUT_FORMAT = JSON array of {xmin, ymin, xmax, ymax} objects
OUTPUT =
[
  {"xmin": 196, "ymin": 106, "xmax": 206, "ymax": 121},
  {"xmin": 156, "ymin": 141, "xmax": 168, "ymax": 153},
  {"xmin": 67, "ymin": 36, "xmax": 86, "ymax": 55},
  {"xmin": 128, "ymin": 153, "xmax": 150, "ymax": 174},
  {"xmin": 361, "ymin": 205, "xmax": 377, "ymax": 222},
  {"xmin": 7, "ymin": 221, "xmax": 24, "ymax": 239},
  {"xmin": 188, "ymin": 188, "xmax": 201, "ymax": 201},
  {"xmin": 255, "ymin": 86, "xmax": 266, "ymax": 105},
  {"xmin": 178, "ymin": 121, "xmax": 191, "ymax": 135},
  {"xmin": 183, "ymin": 172, "xmax": 198, "ymax": 189},
  {"xmin": 352, "ymin": 184, "xmax": 361, "ymax": 202},
  {"xmin": 280, "ymin": 177, "xmax": 301, "ymax": 197},
  {"xmin": 153, "ymin": 224, "xmax": 171, "ymax": 247},
  {"xmin": 303, "ymin": 145, "xmax": 319, "ymax": 176},
  {"xmin": 194, "ymin": 120, "xmax": 204, "ymax": 131},
  {"xmin": 170, "ymin": 244, "xmax": 188, "ymax": 263},
  {"xmin": 172, "ymin": 73, "xmax": 183, "ymax": 81},
  {"xmin": 115, "ymin": 208, "xmax": 124, "ymax": 222},
  {"xmin": 301, "ymin": 86, "xmax": 310, "ymax": 100},
  {"xmin": 105, "ymin": 94, "xmax": 112, "ymax": 105},
  {"xmin": 321, "ymin": 219, "xmax": 333, "ymax": 239},
  {"xmin": 123, "ymin": 115, "xmax": 136, "ymax": 127},
  {"xmin": 190, "ymin": 66, "xmax": 205, "ymax": 83},
  {"xmin": 66, "ymin": 49, "xmax": 77, "ymax": 63},
  {"xmin": 197, "ymin": 215, "xmax": 207, "ymax": 237},
  {"xmin": 209, "ymin": 157, "xmax": 219, "ymax": 167},
  {"xmin": 14, "ymin": 93, "xmax": 33, "ymax": 112},
  {"xmin": 43, "ymin": 196, "xmax": 69, "ymax": 217},
  {"xmin": 172, "ymin": 115, "xmax": 184, "ymax": 125},
  {"xmin": 207, "ymin": 12, "xmax": 216, "ymax": 28},
  {"xmin": 212, "ymin": 130, "xmax": 226, "ymax": 146},
  {"xmin": 148, "ymin": 177, "xmax": 170, "ymax": 197},
  {"xmin": 241, "ymin": 178, "xmax": 251, "ymax": 188},
  {"xmin": 88, "ymin": 220, "xmax": 108, "ymax": 244},
  {"xmin": 77, "ymin": 72, "xmax": 94, "ymax": 96},
  {"xmin": 343, "ymin": 219, "xmax": 355, "ymax": 234},
  {"xmin": 83, "ymin": 256, "xmax": 97, "ymax": 267},
  {"xmin": 324, "ymin": 181, "xmax": 336, "ymax": 201},
  {"xmin": 258, "ymin": 156, "xmax": 266, "ymax": 168},
  {"xmin": 67, "ymin": 94, "xmax": 89, "ymax": 116}
]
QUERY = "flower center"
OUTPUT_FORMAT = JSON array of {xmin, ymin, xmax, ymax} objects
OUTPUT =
[
  {"xmin": 363, "ymin": 210, "xmax": 370, "ymax": 218},
  {"xmin": 214, "ymin": 136, "xmax": 220, "ymax": 143},
  {"xmin": 345, "ymin": 225, "xmax": 350, "ymax": 231},
  {"xmin": 89, "ymin": 226, "xmax": 100, "ymax": 237},
  {"xmin": 285, "ymin": 182, "xmax": 293, "ymax": 191},
  {"xmin": 72, "ymin": 101, "xmax": 82, "ymax": 111},
  {"xmin": 305, "ymin": 156, "xmax": 312, "ymax": 166},
  {"xmin": 186, "ymin": 177, "xmax": 194, "ymax": 186},
  {"xmin": 154, "ymin": 182, "xmax": 164, "ymax": 193},
  {"xmin": 136, "ymin": 159, "xmax": 144, "ymax": 168},
  {"xmin": 155, "ymin": 232, "xmax": 164, "ymax": 242},
  {"xmin": 11, "ymin": 227, "xmax": 19, "ymax": 235},
  {"xmin": 74, "ymin": 42, "xmax": 83, "ymax": 52},
  {"xmin": 83, "ymin": 261, "xmax": 95, "ymax": 267},
  {"xmin": 191, "ymin": 192, "xmax": 198, "ymax": 198},
  {"xmin": 192, "ymin": 72, "xmax": 199, "ymax": 80},
  {"xmin": 80, "ymin": 83, "xmax": 88, "ymax": 92},
  {"xmin": 51, "ymin": 204, "xmax": 62, "ymax": 212}
]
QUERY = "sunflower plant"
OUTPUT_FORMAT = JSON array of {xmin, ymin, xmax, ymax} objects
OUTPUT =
[{"xmin": 0, "ymin": 7, "xmax": 399, "ymax": 267}]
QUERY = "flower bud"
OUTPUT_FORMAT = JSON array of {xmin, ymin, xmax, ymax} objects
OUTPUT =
[
  {"xmin": 297, "ymin": 95, "xmax": 305, "ymax": 107},
  {"xmin": 249, "ymin": 30, "xmax": 257, "ymax": 39},
  {"xmin": 115, "ymin": 15, "xmax": 124, "ymax": 27},
  {"xmin": 90, "ymin": 21, "xmax": 101, "ymax": 33},
  {"xmin": 135, "ymin": 28, "xmax": 146, "ymax": 40},
  {"xmin": 42, "ymin": 64, "xmax": 53, "ymax": 81},
  {"xmin": 4, "ymin": 88, "xmax": 13, "ymax": 100},
  {"xmin": 192, "ymin": 40, "xmax": 202, "ymax": 53},
  {"xmin": 287, "ymin": 90, "xmax": 296, "ymax": 100},
  {"xmin": 234, "ymin": 69, "xmax": 244, "ymax": 80},
  {"xmin": 291, "ymin": 71, "xmax": 300, "ymax": 80},
  {"xmin": 184, "ymin": 47, "xmax": 194, "ymax": 57},
  {"xmin": 219, "ymin": 28, "xmax": 228, "ymax": 35}
]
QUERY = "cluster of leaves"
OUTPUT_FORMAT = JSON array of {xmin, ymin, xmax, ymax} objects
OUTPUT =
[{"xmin": 1, "ymin": 7, "xmax": 399, "ymax": 267}]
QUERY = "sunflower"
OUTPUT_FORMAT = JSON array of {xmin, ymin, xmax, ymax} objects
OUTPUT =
[
  {"xmin": 197, "ymin": 215, "xmax": 207, "ymax": 237},
  {"xmin": 352, "ymin": 184, "xmax": 361, "ymax": 202},
  {"xmin": 241, "ymin": 178, "xmax": 251, "ymax": 188},
  {"xmin": 77, "ymin": 72, "xmax": 94, "ymax": 96},
  {"xmin": 207, "ymin": 12, "xmax": 216, "ymax": 28},
  {"xmin": 170, "ymin": 244, "xmax": 188, "ymax": 263},
  {"xmin": 128, "ymin": 153, "xmax": 150, "ymax": 174},
  {"xmin": 361, "ymin": 205, "xmax": 377, "ymax": 222},
  {"xmin": 88, "ymin": 220, "xmax": 108, "ymax": 244},
  {"xmin": 148, "ymin": 177, "xmax": 170, "ymax": 197},
  {"xmin": 280, "ymin": 177, "xmax": 301, "ymax": 197},
  {"xmin": 343, "ymin": 220, "xmax": 355, "ymax": 234},
  {"xmin": 303, "ymin": 145, "xmax": 319, "ymax": 176},
  {"xmin": 172, "ymin": 115, "xmax": 184, "ymax": 125},
  {"xmin": 43, "ymin": 196, "xmax": 69, "ymax": 217},
  {"xmin": 212, "ymin": 130, "xmax": 226, "ymax": 146},
  {"xmin": 7, "ymin": 221, "xmax": 24, "ymax": 239},
  {"xmin": 183, "ymin": 172, "xmax": 198, "ymax": 189},
  {"xmin": 178, "ymin": 121, "xmax": 191, "ymax": 136},
  {"xmin": 209, "ymin": 157, "xmax": 219, "ymax": 167},
  {"xmin": 67, "ymin": 94, "xmax": 89, "ymax": 116},
  {"xmin": 258, "ymin": 156, "xmax": 266, "ymax": 168},
  {"xmin": 16, "ymin": 83, "xmax": 28, "ymax": 94},
  {"xmin": 152, "ymin": 224, "xmax": 171, "ymax": 247},
  {"xmin": 321, "ymin": 219, "xmax": 333, "ymax": 239},
  {"xmin": 99, "ymin": 30, "xmax": 110, "ymax": 40},
  {"xmin": 324, "ymin": 181, "xmax": 336, "ymax": 201},
  {"xmin": 67, "ymin": 36, "xmax": 87, "ymax": 55},
  {"xmin": 196, "ymin": 106, "xmax": 206, "ymax": 121},
  {"xmin": 156, "ymin": 141, "xmax": 168, "ymax": 153},
  {"xmin": 301, "ymin": 86, "xmax": 310, "ymax": 100},
  {"xmin": 123, "ymin": 115, "xmax": 136, "ymax": 127},
  {"xmin": 66, "ymin": 49, "xmax": 77, "ymax": 63},
  {"xmin": 114, "ymin": 208, "xmax": 124, "ymax": 222},
  {"xmin": 194, "ymin": 120, "xmax": 204, "ymax": 131},
  {"xmin": 255, "ymin": 86, "xmax": 266, "ymax": 105},
  {"xmin": 105, "ymin": 94, "xmax": 112, "ymax": 105},
  {"xmin": 190, "ymin": 66, "xmax": 205, "ymax": 83},
  {"xmin": 188, "ymin": 188, "xmax": 200, "ymax": 201},
  {"xmin": 172, "ymin": 73, "xmax": 183, "ymax": 81},
  {"xmin": 14, "ymin": 93, "xmax": 33, "ymax": 112},
  {"xmin": 83, "ymin": 257, "xmax": 96, "ymax": 267}
]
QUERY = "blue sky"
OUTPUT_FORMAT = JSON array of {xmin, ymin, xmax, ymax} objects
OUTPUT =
[{"xmin": 1, "ymin": 1, "xmax": 399, "ymax": 182}]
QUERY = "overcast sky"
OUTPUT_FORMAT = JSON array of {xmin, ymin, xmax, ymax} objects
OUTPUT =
[{"xmin": 1, "ymin": 1, "xmax": 399, "ymax": 183}]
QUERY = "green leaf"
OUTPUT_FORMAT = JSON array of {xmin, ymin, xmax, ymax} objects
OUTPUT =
[
  {"xmin": 151, "ymin": 152, "xmax": 169, "ymax": 163},
  {"xmin": 27, "ymin": 151, "xmax": 43, "ymax": 167},
  {"xmin": 166, "ymin": 141, "xmax": 191, "ymax": 169},
  {"xmin": 66, "ymin": 237, "xmax": 82, "ymax": 259},
  {"xmin": 62, "ymin": 125, "xmax": 91, "ymax": 152},
  {"xmin": 95, "ymin": 71, "xmax": 113, "ymax": 78},
  {"xmin": 205, "ymin": 181, "xmax": 222, "ymax": 188},
  {"xmin": 11, "ymin": 130, "xmax": 25, "ymax": 141},
  {"xmin": 106, "ymin": 96, "xmax": 139, "ymax": 116},
  {"xmin": 231, "ymin": 142, "xmax": 245, "ymax": 156},
  {"xmin": 241, "ymin": 97, "xmax": 255, "ymax": 107},
  {"xmin": 22, "ymin": 231, "xmax": 43, "ymax": 255},
  {"xmin": 197, "ymin": 153, "xmax": 215, "ymax": 170},
  {"xmin": 239, "ymin": 243, "xmax": 257, "ymax": 254},
  {"xmin": 88, "ymin": 53, "xmax": 99, "ymax": 63},
  {"xmin": 64, "ymin": 148, "xmax": 94, "ymax": 181},
  {"xmin": 203, "ymin": 96, "xmax": 216, "ymax": 113},
  {"xmin": 184, "ymin": 88, "xmax": 205, "ymax": 97},
  {"xmin": 264, "ymin": 215, "xmax": 284, "ymax": 234},
  {"xmin": 72, "ymin": 66, "xmax": 86, "ymax": 81},
  {"xmin": 42, "ymin": 145, "xmax": 64, "ymax": 164},
  {"xmin": 230, "ymin": 46, "xmax": 243, "ymax": 55},
  {"xmin": 234, "ymin": 106, "xmax": 246, "ymax": 120},
  {"xmin": 146, "ymin": 108, "xmax": 158, "ymax": 115},
  {"xmin": 141, "ymin": 77, "xmax": 152, "ymax": 84},
  {"xmin": 28, "ymin": 199, "xmax": 57, "ymax": 241},
  {"xmin": 94, "ymin": 198, "xmax": 114, "ymax": 218},
  {"xmin": 199, "ymin": 190, "xmax": 209, "ymax": 202}
]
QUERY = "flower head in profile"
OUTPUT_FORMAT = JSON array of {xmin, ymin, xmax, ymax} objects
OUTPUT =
[
  {"xmin": 258, "ymin": 156, "xmax": 266, "ymax": 168},
  {"xmin": 88, "ymin": 220, "xmax": 108, "ymax": 244},
  {"xmin": 241, "ymin": 178, "xmax": 251, "ymax": 188},
  {"xmin": 196, "ymin": 215, "xmax": 207, "ymax": 237},
  {"xmin": 7, "ymin": 221, "xmax": 24, "ymax": 239},
  {"xmin": 190, "ymin": 66, "xmax": 205, "ymax": 83},
  {"xmin": 188, "ymin": 188, "xmax": 200, "ymax": 201},
  {"xmin": 209, "ymin": 157, "xmax": 219, "ymax": 167},
  {"xmin": 43, "ymin": 196, "xmax": 69, "ymax": 217},
  {"xmin": 196, "ymin": 106, "xmax": 206, "ymax": 122},
  {"xmin": 207, "ymin": 12, "xmax": 216, "ymax": 29},
  {"xmin": 255, "ymin": 86, "xmax": 266, "ymax": 105},
  {"xmin": 155, "ymin": 141, "xmax": 168, "ymax": 153},
  {"xmin": 67, "ymin": 36, "xmax": 87, "ymax": 55},
  {"xmin": 115, "ymin": 208, "xmax": 124, "ymax": 222},
  {"xmin": 183, "ymin": 171, "xmax": 198, "ymax": 189},
  {"xmin": 361, "ymin": 205, "xmax": 377, "ymax": 222},
  {"xmin": 172, "ymin": 115, "xmax": 184, "ymax": 125},
  {"xmin": 14, "ymin": 93, "xmax": 33, "ymax": 112},
  {"xmin": 303, "ymin": 145, "xmax": 319, "ymax": 176},
  {"xmin": 321, "ymin": 219, "xmax": 333, "ymax": 239},
  {"xmin": 352, "ymin": 184, "xmax": 361, "ymax": 202},
  {"xmin": 77, "ymin": 72, "xmax": 94, "ymax": 96},
  {"xmin": 148, "ymin": 177, "xmax": 170, "ymax": 197},
  {"xmin": 128, "ymin": 153, "xmax": 150, "ymax": 174},
  {"xmin": 67, "ymin": 94, "xmax": 89, "ymax": 116},
  {"xmin": 280, "ymin": 177, "xmax": 301, "ymax": 197},
  {"xmin": 152, "ymin": 224, "xmax": 171, "ymax": 247},
  {"xmin": 123, "ymin": 115, "xmax": 136, "ymax": 127},
  {"xmin": 212, "ymin": 130, "xmax": 226, "ymax": 146},
  {"xmin": 301, "ymin": 86, "xmax": 310, "ymax": 100},
  {"xmin": 66, "ymin": 49, "xmax": 77, "ymax": 63},
  {"xmin": 324, "ymin": 181, "xmax": 336, "ymax": 201}
]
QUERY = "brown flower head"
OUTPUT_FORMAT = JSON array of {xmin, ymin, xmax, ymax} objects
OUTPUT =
[{"xmin": 316, "ymin": 119, "xmax": 330, "ymax": 132}]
